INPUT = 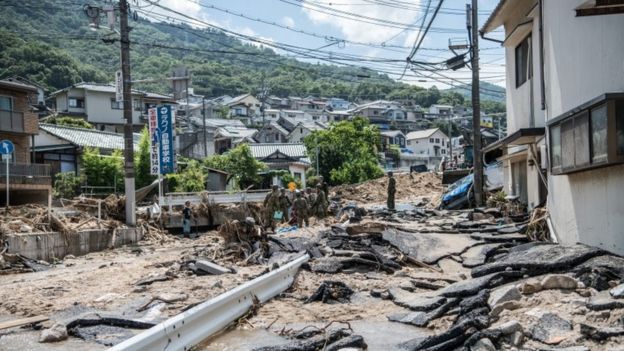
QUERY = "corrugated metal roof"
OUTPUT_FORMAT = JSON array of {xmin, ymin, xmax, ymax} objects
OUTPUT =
[
  {"xmin": 40, "ymin": 124, "xmax": 139, "ymax": 150},
  {"xmin": 249, "ymin": 143, "xmax": 307, "ymax": 159},
  {"xmin": 406, "ymin": 128, "xmax": 440, "ymax": 140}
]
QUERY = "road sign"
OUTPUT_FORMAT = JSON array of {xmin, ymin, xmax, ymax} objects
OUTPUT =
[
  {"xmin": 115, "ymin": 70, "xmax": 123, "ymax": 102},
  {"xmin": 157, "ymin": 105, "xmax": 175, "ymax": 174},
  {"xmin": 0, "ymin": 140, "xmax": 14, "ymax": 155},
  {"xmin": 148, "ymin": 108, "xmax": 160, "ymax": 175}
]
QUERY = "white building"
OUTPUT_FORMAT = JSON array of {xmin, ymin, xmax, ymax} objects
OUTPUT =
[
  {"xmin": 286, "ymin": 121, "xmax": 327, "ymax": 143},
  {"xmin": 482, "ymin": 0, "xmax": 624, "ymax": 254},
  {"xmin": 50, "ymin": 83, "xmax": 176, "ymax": 132},
  {"xmin": 429, "ymin": 104, "xmax": 454, "ymax": 116},
  {"xmin": 405, "ymin": 128, "xmax": 449, "ymax": 157}
]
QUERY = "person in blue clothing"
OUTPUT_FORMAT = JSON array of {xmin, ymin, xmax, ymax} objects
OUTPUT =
[{"xmin": 182, "ymin": 201, "xmax": 193, "ymax": 237}]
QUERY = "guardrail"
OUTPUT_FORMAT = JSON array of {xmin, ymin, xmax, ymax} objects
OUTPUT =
[
  {"xmin": 162, "ymin": 189, "xmax": 270, "ymax": 207},
  {"xmin": 109, "ymin": 254, "xmax": 309, "ymax": 351}
]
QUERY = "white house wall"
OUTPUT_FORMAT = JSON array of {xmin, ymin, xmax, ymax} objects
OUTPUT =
[
  {"xmin": 543, "ymin": 0, "xmax": 624, "ymax": 254},
  {"xmin": 84, "ymin": 90, "xmax": 142, "ymax": 125}
]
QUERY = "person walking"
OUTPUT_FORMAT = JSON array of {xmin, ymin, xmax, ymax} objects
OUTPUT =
[
  {"xmin": 263, "ymin": 185, "xmax": 281, "ymax": 232},
  {"xmin": 293, "ymin": 191, "xmax": 309, "ymax": 228},
  {"xmin": 387, "ymin": 171, "xmax": 396, "ymax": 211},
  {"xmin": 278, "ymin": 188, "xmax": 292, "ymax": 223},
  {"xmin": 182, "ymin": 201, "xmax": 193, "ymax": 238},
  {"xmin": 315, "ymin": 183, "xmax": 328, "ymax": 218}
]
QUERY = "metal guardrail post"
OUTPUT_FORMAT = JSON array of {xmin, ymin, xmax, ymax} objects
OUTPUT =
[{"xmin": 108, "ymin": 254, "xmax": 309, "ymax": 351}]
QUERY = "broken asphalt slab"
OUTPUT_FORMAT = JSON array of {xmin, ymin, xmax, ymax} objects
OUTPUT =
[
  {"xmin": 382, "ymin": 229, "xmax": 480, "ymax": 265},
  {"xmin": 460, "ymin": 243, "xmax": 507, "ymax": 268},
  {"xmin": 471, "ymin": 243, "xmax": 605, "ymax": 278},
  {"xmin": 529, "ymin": 313, "xmax": 573, "ymax": 345},
  {"xmin": 386, "ymin": 289, "xmax": 447, "ymax": 311}
]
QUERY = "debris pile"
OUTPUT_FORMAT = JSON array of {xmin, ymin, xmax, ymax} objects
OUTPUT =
[
  {"xmin": 253, "ymin": 322, "xmax": 367, "ymax": 351},
  {"xmin": 330, "ymin": 172, "xmax": 442, "ymax": 205}
]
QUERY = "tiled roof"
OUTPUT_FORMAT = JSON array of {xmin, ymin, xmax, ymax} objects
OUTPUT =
[
  {"xmin": 267, "ymin": 122, "xmax": 289, "ymax": 136},
  {"xmin": 381, "ymin": 130, "xmax": 405, "ymax": 137},
  {"xmin": 216, "ymin": 127, "xmax": 257, "ymax": 139},
  {"xmin": 249, "ymin": 143, "xmax": 307, "ymax": 159},
  {"xmin": 0, "ymin": 79, "xmax": 38, "ymax": 93},
  {"xmin": 40, "ymin": 124, "xmax": 139, "ymax": 150},
  {"xmin": 406, "ymin": 128, "xmax": 441, "ymax": 140}
]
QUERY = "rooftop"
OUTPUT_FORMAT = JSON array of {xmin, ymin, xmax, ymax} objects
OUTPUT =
[
  {"xmin": 0, "ymin": 79, "xmax": 38, "ymax": 93},
  {"xmin": 39, "ymin": 124, "xmax": 139, "ymax": 150},
  {"xmin": 249, "ymin": 143, "xmax": 307, "ymax": 159},
  {"xmin": 406, "ymin": 128, "xmax": 442, "ymax": 140}
]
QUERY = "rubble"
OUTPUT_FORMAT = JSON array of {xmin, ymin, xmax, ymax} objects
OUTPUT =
[
  {"xmin": 305, "ymin": 281, "xmax": 354, "ymax": 304},
  {"xmin": 39, "ymin": 322, "xmax": 68, "ymax": 343}
]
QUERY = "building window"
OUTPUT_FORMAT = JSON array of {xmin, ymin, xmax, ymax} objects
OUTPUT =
[
  {"xmin": 69, "ymin": 97, "xmax": 85, "ymax": 108},
  {"xmin": 265, "ymin": 135, "xmax": 272, "ymax": 143},
  {"xmin": 111, "ymin": 99, "xmax": 123, "ymax": 110},
  {"xmin": 133, "ymin": 99, "xmax": 142, "ymax": 111},
  {"xmin": 373, "ymin": 110, "xmax": 379, "ymax": 115},
  {"xmin": 0, "ymin": 96, "xmax": 12, "ymax": 111},
  {"xmin": 515, "ymin": 34, "xmax": 532, "ymax": 87},
  {"xmin": 442, "ymin": 149, "xmax": 446, "ymax": 154},
  {"xmin": 407, "ymin": 140, "xmax": 411, "ymax": 146},
  {"xmin": 275, "ymin": 134, "xmax": 279, "ymax": 142},
  {"xmin": 429, "ymin": 138, "xmax": 434, "ymax": 143},
  {"xmin": 549, "ymin": 94, "xmax": 624, "ymax": 175},
  {"xmin": 435, "ymin": 138, "xmax": 440, "ymax": 143}
]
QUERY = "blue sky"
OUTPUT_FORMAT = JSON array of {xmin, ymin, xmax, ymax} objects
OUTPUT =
[{"xmin": 141, "ymin": 0, "xmax": 506, "ymax": 89}]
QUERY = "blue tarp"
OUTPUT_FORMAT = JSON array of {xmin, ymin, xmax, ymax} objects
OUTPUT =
[{"xmin": 442, "ymin": 174, "xmax": 473, "ymax": 204}]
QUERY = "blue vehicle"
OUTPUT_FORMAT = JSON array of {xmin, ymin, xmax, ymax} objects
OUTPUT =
[{"xmin": 440, "ymin": 162, "xmax": 503, "ymax": 209}]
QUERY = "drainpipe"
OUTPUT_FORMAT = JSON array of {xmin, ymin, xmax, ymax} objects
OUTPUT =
[
  {"xmin": 479, "ymin": 31, "xmax": 504, "ymax": 45},
  {"xmin": 539, "ymin": 0, "xmax": 546, "ymax": 110}
]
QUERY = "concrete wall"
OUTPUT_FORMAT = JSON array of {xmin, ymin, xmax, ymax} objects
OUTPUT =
[
  {"xmin": 543, "ymin": 0, "xmax": 624, "ymax": 254},
  {"xmin": 5, "ymin": 228, "xmax": 143, "ymax": 261},
  {"xmin": 85, "ymin": 90, "xmax": 142, "ymax": 125}
]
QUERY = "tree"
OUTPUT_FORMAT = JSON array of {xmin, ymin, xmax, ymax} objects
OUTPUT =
[
  {"xmin": 53, "ymin": 172, "xmax": 83, "ymax": 199},
  {"xmin": 81, "ymin": 147, "xmax": 123, "ymax": 191},
  {"xmin": 44, "ymin": 116, "xmax": 93, "ymax": 129},
  {"xmin": 204, "ymin": 144, "xmax": 267, "ymax": 189},
  {"xmin": 303, "ymin": 117, "xmax": 384, "ymax": 186},
  {"xmin": 134, "ymin": 128, "xmax": 155, "ymax": 188},
  {"xmin": 166, "ymin": 159, "xmax": 206, "ymax": 192}
]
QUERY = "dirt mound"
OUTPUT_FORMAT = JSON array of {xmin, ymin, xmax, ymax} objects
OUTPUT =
[{"xmin": 330, "ymin": 172, "xmax": 443, "ymax": 205}]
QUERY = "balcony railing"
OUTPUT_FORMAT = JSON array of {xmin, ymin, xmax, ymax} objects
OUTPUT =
[
  {"xmin": 0, "ymin": 110, "xmax": 25, "ymax": 133},
  {"xmin": 9, "ymin": 163, "xmax": 50, "ymax": 177}
]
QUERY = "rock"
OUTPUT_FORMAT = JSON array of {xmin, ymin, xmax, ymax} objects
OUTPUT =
[
  {"xmin": 399, "ymin": 280, "xmax": 415, "ymax": 292},
  {"xmin": 194, "ymin": 260, "xmax": 231, "ymax": 275},
  {"xmin": 529, "ymin": 313, "xmax": 572, "ymax": 345},
  {"xmin": 387, "ymin": 289, "xmax": 446, "ymax": 311},
  {"xmin": 587, "ymin": 292, "xmax": 624, "ymax": 311},
  {"xmin": 490, "ymin": 301, "xmax": 521, "ymax": 317},
  {"xmin": 510, "ymin": 331, "xmax": 524, "ymax": 346},
  {"xmin": 519, "ymin": 280, "xmax": 542, "ymax": 294},
  {"xmin": 472, "ymin": 244, "xmax": 604, "ymax": 278},
  {"xmin": 610, "ymin": 283, "xmax": 624, "ymax": 298},
  {"xmin": 540, "ymin": 274, "xmax": 578, "ymax": 290},
  {"xmin": 39, "ymin": 322, "xmax": 68, "ymax": 343},
  {"xmin": 580, "ymin": 323, "xmax": 624, "ymax": 340},
  {"xmin": 470, "ymin": 338, "xmax": 496, "ymax": 351},
  {"xmin": 494, "ymin": 320, "xmax": 523, "ymax": 335},
  {"xmin": 64, "ymin": 254, "xmax": 76, "ymax": 260},
  {"xmin": 488, "ymin": 285, "xmax": 521, "ymax": 308}
]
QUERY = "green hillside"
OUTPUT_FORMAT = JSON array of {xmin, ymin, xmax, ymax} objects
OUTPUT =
[{"xmin": 0, "ymin": 0, "xmax": 506, "ymax": 109}]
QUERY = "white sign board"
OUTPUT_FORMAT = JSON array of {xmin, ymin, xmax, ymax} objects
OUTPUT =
[
  {"xmin": 148, "ymin": 108, "xmax": 160, "ymax": 175},
  {"xmin": 115, "ymin": 70, "xmax": 123, "ymax": 102}
]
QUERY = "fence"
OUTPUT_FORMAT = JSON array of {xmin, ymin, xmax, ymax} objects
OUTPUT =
[{"xmin": 161, "ymin": 189, "xmax": 270, "ymax": 207}]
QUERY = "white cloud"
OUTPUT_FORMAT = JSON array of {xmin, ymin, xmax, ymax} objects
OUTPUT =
[
  {"xmin": 301, "ymin": 0, "xmax": 421, "ymax": 43},
  {"xmin": 282, "ymin": 16, "xmax": 295, "ymax": 28}
]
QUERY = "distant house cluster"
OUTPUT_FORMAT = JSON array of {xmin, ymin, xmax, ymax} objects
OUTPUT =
[{"xmin": 0, "ymin": 75, "xmax": 501, "ymax": 201}]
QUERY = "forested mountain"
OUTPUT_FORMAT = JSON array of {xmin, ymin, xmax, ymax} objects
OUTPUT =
[{"xmin": 0, "ymin": 0, "xmax": 505, "ymax": 110}]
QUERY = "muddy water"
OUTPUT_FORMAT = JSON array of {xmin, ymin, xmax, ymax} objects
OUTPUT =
[{"xmin": 201, "ymin": 319, "xmax": 428, "ymax": 351}]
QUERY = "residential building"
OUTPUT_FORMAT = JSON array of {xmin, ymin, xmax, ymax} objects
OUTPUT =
[
  {"xmin": 482, "ymin": 0, "xmax": 624, "ymax": 254},
  {"xmin": 0, "ymin": 79, "xmax": 51, "ymax": 204},
  {"xmin": 326, "ymin": 97, "xmax": 353, "ymax": 111},
  {"xmin": 403, "ymin": 128, "xmax": 450, "ymax": 170},
  {"xmin": 50, "ymin": 83, "xmax": 176, "ymax": 132},
  {"xmin": 266, "ymin": 96, "xmax": 290, "ymax": 109},
  {"xmin": 429, "ymin": 104, "xmax": 454, "ymax": 116},
  {"xmin": 286, "ymin": 121, "xmax": 327, "ymax": 143},
  {"xmin": 214, "ymin": 126, "xmax": 257, "ymax": 154},
  {"xmin": 226, "ymin": 93, "xmax": 262, "ymax": 122},
  {"xmin": 349, "ymin": 100, "xmax": 407, "ymax": 122},
  {"xmin": 35, "ymin": 124, "xmax": 139, "ymax": 179},
  {"xmin": 249, "ymin": 143, "xmax": 310, "ymax": 188},
  {"xmin": 256, "ymin": 122, "xmax": 289, "ymax": 144},
  {"xmin": 380, "ymin": 130, "xmax": 406, "ymax": 151}
]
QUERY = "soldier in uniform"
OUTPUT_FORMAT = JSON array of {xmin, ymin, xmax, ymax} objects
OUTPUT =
[
  {"xmin": 315, "ymin": 183, "xmax": 328, "ymax": 218},
  {"xmin": 318, "ymin": 175, "xmax": 330, "ymax": 200},
  {"xmin": 387, "ymin": 171, "xmax": 396, "ymax": 210},
  {"xmin": 278, "ymin": 188, "xmax": 292, "ymax": 223},
  {"xmin": 305, "ymin": 187, "xmax": 317, "ymax": 217},
  {"xmin": 293, "ymin": 191, "xmax": 309, "ymax": 228},
  {"xmin": 263, "ymin": 185, "xmax": 281, "ymax": 232}
]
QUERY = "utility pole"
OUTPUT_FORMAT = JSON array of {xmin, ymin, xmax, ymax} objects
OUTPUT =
[
  {"xmin": 120, "ymin": 0, "xmax": 136, "ymax": 225},
  {"xmin": 468, "ymin": 1, "xmax": 484, "ymax": 206},
  {"xmin": 202, "ymin": 97, "xmax": 207, "ymax": 157},
  {"xmin": 448, "ymin": 114, "xmax": 453, "ymax": 168}
]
